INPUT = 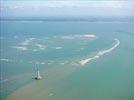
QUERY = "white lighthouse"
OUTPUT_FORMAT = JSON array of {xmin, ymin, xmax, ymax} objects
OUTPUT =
[{"xmin": 34, "ymin": 66, "xmax": 42, "ymax": 80}]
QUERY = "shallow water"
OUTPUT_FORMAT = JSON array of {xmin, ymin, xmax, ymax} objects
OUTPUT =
[{"xmin": 0, "ymin": 21, "xmax": 134, "ymax": 100}]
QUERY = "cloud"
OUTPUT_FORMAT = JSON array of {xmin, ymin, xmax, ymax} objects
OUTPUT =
[
  {"xmin": 1, "ymin": 1, "xmax": 134, "ymax": 17},
  {"xmin": 1, "ymin": 1, "xmax": 133, "ymax": 8}
]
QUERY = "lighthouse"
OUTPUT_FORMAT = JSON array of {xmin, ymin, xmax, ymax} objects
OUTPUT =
[{"xmin": 34, "ymin": 66, "xmax": 42, "ymax": 80}]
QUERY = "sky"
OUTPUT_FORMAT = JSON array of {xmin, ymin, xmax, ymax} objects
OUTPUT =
[{"xmin": 0, "ymin": 0, "xmax": 134, "ymax": 18}]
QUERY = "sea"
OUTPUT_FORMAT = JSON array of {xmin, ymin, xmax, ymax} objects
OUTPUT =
[{"xmin": 0, "ymin": 20, "xmax": 134, "ymax": 100}]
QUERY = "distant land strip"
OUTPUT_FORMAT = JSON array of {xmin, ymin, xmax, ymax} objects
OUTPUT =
[{"xmin": 1, "ymin": 17, "xmax": 134, "ymax": 22}]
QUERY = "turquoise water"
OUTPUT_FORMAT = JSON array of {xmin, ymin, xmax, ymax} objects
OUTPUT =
[{"xmin": 0, "ymin": 21, "xmax": 134, "ymax": 100}]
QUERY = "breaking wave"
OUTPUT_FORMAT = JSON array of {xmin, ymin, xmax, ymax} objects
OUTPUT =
[
  {"xmin": 0, "ymin": 58, "xmax": 10, "ymax": 62},
  {"xmin": 20, "ymin": 38, "xmax": 35, "ymax": 46},
  {"xmin": 79, "ymin": 38, "xmax": 120, "ymax": 65},
  {"xmin": 61, "ymin": 34, "xmax": 96, "ymax": 40},
  {"xmin": 12, "ymin": 46, "xmax": 28, "ymax": 51},
  {"xmin": 13, "ymin": 38, "xmax": 46, "ymax": 51}
]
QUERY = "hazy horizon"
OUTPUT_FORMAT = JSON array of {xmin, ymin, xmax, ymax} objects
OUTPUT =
[{"xmin": 1, "ymin": 0, "xmax": 134, "ymax": 19}]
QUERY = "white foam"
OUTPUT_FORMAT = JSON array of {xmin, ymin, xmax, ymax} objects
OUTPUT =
[
  {"xmin": 84, "ymin": 34, "xmax": 96, "ymax": 38},
  {"xmin": 55, "ymin": 47, "xmax": 62, "ymax": 49},
  {"xmin": 41, "ymin": 62, "xmax": 45, "ymax": 64},
  {"xmin": 61, "ymin": 34, "xmax": 96, "ymax": 40},
  {"xmin": 35, "ymin": 43, "xmax": 46, "ymax": 50},
  {"xmin": 60, "ymin": 62, "xmax": 65, "ymax": 65},
  {"xmin": 48, "ymin": 62, "xmax": 52, "ymax": 65},
  {"xmin": 80, "ymin": 39, "xmax": 120, "ymax": 66},
  {"xmin": 12, "ymin": 46, "xmax": 28, "ymax": 51},
  {"xmin": 20, "ymin": 38, "xmax": 35, "ymax": 46},
  {"xmin": 0, "ymin": 59, "xmax": 10, "ymax": 62},
  {"xmin": 20, "ymin": 38, "xmax": 47, "ymax": 51},
  {"xmin": 48, "ymin": 93, "xmax": 55, "ymax": 96}
]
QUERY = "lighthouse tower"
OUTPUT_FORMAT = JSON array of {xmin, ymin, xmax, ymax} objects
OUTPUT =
[{"xmin": 34, "ymin": 67, "xmax": 42, "ymax": 80}]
